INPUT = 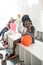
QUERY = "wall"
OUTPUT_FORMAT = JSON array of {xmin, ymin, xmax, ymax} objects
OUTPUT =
[
  {"xmin": 0, "ymin": 0, "xmax": 43, "ymax": 32},
  {"xmin": 0, "ymin": 0, "xmax": 18, "ymax": 30},
  {"xmin": 28, "ymin": 0, "xmax": 43, "ymax": 31},
  {"xmin": 16, "ymin": 0, "xmax": 30, "ymax": 15}
]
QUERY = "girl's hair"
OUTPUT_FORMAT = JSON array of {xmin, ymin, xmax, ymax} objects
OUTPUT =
[
  {"xmin": 11, "ymin": 19, "xmax": 15, "ymax": 23},
  {"xmin": 22, "ymin": 15, "xmax": 32, "ymax": 26},
  {"xmin": 22, "ymin": 15, "xmax": 32, "ymax": 22},
  {"xmin": 7, "ymin": 21, "xmax": 11, "ymax": 28}
]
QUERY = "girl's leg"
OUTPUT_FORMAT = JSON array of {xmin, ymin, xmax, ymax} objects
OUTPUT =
[{"xmin": 13, "ymin": 38, "xmax": 21, "ymax": 54}]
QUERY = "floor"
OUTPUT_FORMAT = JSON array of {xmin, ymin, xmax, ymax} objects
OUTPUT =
[
  {"xmin": 0, "ymin": 39, "xmax": 20, "ymax": 65},
  {"xmin": 0, "ymin": 38, "xmax": 24, "ymax": 65},
  {"xmin": 0, "ymin": 56, "xmax": 20, "ymax": 65}
]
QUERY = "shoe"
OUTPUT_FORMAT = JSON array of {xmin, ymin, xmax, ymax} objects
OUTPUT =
[{"xmin": 8, "ymin": 54, "xmax": 16, "ymax": 60}]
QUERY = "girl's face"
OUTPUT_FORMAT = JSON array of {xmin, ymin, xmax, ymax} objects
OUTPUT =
[{"xmin": 24, "ymin": 21, "xmax": 31, "ymax": 28}]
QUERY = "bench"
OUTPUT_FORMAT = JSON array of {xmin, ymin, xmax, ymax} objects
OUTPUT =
[
  {"xmin": 7, "ymin": 33, "xmax": 43, "ymax": 65},
  {"xmin": 19, "ymin": 40, "xmax": 43, "ymax": 65}
]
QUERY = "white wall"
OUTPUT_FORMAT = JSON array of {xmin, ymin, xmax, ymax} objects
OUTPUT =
[
  {"xmin": 28, "ymin": 0, "xmax": 43, "ymax": 32},
  {"xmin": 0, "ymin": 0, "xmax": 43, "ymax": 32},
  {"xmin": 29, "ymin": 4, "xmax": 41, "ymax": 31},
  {"xmin": 0, "ymin": 0, "xmax": 30, "ymax": 30},
  {"xmin": 16, "ymin": 0, "xmax": 30, "ymax": 15},
  {"xmin": 0, "ymin": 0, "xmax": 18, "ymax": 30}
]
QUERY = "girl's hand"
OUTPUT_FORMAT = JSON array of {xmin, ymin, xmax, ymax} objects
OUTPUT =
[{"xmin": 27, "ymin": 28, "xmax": 31, "ymax": 33}]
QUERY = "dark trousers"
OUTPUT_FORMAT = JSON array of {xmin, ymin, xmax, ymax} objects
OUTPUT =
[
  {"xmin": 0, "ymin": 27, "xmax": 8, "ymax": 36},
  {"xmin": 0, "ymin": 27, "xmax": 9, "ymax": 40}
]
